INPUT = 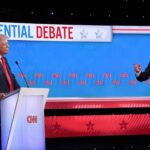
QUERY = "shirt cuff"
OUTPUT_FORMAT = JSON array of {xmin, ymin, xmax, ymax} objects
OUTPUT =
[{"xmin": 135, "ymin": 71, "xmax": 141, "ymax": 77}]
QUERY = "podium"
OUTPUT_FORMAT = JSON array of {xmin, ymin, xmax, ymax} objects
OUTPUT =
[{"xmin": 0, "ymin": 87, "xmax": 49, "ymax": 150}]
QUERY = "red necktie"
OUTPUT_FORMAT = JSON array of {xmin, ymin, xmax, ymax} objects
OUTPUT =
[{"xmin": 1, "ymin": 57, "xmax": 14, "ymax": 92}]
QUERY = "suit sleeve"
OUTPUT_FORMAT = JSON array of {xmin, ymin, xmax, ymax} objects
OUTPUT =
[
  {"xmin": 136, "ymin": 62, "xmax": 150, "ymax": 82},
  {"xmin": 4, "ymin": 57, "xmax": 20, "ymax": 90},
  {"xmin": 11, "ymin": 73, "xmax": 20, "ymax": 90}
]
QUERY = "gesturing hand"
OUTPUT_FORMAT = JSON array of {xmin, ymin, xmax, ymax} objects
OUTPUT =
[
  {"xmin": 0, "ymin": 93, "xmax": 5, "ymax": 100},
  {"xmin": 134, "ymin": 64, "xmax": 141, "ymax": 73}
]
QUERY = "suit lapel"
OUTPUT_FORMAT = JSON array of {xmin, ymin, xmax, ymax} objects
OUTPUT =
[{"xmin": 0, "ymin": 59, "xmax": 12, "ymax": 82}]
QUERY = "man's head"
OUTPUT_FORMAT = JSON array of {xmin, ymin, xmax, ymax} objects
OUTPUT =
[{"xmin": 0, "ymin": 34, "xmax": 9, "ymax": 56}]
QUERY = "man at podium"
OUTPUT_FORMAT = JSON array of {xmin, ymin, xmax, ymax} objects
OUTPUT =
[
  {"xmin": 0, "ymin": 33, "xmax": 20, "ymax": 148},
  {"xmin": 0, "ymin": 34, "xmax": 20, "ymax": 100}
]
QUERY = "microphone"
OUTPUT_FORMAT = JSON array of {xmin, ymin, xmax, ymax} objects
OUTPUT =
[{"xmin": 15, "ymin": 61, "xmax": 29, "ymax": 88}]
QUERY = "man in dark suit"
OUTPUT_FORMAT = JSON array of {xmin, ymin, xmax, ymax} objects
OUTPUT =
[
  {"xmin": 0, "ymin": 34, "xmax": 20, "ymax": 149},
  {"xmin": 0, "ymin": 34, "xmax": 20, "ymax": 98},
  {"xmin": 134, "ymin": 63, "xmax": 150, "ymax": 81}
]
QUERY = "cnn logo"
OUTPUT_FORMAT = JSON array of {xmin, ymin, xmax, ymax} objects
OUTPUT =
[{"xmin": 27, "ymin": 115, "xmax": 38, "ymax": 123}]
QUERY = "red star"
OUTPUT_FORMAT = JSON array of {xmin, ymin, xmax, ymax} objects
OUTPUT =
[
  {"xmin": 86, "ymin": 121, "xmax": 95, "ymax": 131},
  {"xmin": 120, "ymin": 120, "xmax": 128, "ymax": 129},
  {"xmin": 53, "ymin": 121, "xmax": 61, "ymax": 131}
]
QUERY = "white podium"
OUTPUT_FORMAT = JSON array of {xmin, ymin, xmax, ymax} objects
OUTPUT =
[{"xmin": 0, "ymin": 87, "xmax": 49, "ymax": 150}]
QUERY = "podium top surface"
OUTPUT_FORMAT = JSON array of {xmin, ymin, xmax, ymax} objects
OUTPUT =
[
  {"xmin": 1, "ymin": 89, "xmax": 20, "ymax": 101},
  {"xmin": 1, "ymin": 87, "xmax": 49, "ymax": 101}
]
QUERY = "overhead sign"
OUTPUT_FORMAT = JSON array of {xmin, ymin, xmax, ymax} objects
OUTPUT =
[{"xmin": 0, "ymin": 22, "xmax": 112, "ymax": 42}]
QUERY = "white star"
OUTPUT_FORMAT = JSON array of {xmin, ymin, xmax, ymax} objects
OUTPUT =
[
  {"xmin": 80, "ymin": 30, "xmax": 88, "ymax": 39},
  {"xmin": 95, "ymin": 30, "xmax": 103, "ymax": 39},
  {"xmin": 95, "ymin": 28, "xmax": 107, "ymax": 40}
]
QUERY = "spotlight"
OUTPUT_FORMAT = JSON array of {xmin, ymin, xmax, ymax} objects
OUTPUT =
[
  {"xmin": 125, "ymin": 14, "xmax": 128, "ymax": 18},
  {"xmin": 89, "ymin": 13, "xmax": 93, "ymax": 17},
  {"xmin": 50, "ymin": 11, "xmax": 54, "ymax": 15},
  {"xmin": 31, "ymin": 11, "xmax": 34, "ymax": 15},
  {"xmin": 70, "ymin": 12, "xmax": 74, "ymax": 16},
  {"xmin": 108, "ymin": 14, "xmax": 111, "ymax": 17}
]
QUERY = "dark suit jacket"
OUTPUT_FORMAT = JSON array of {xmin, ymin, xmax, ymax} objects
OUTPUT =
[
  {"xmin": 0, "ymin": 57, "xmax": 20, "ymax": 93},
  {"xmin": 136, "ymin": 62, "xmax": 150, "ymax": 82}
]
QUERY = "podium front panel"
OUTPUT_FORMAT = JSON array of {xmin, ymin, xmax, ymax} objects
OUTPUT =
[
  {"xmin": 10, "ymin": 95, "xmax": 45, "ymax": 150},
  {"xmin": 1, "ymin": 92, "xmax": 19, "ymax": 150},
  {"xmin": 1, "ymin": 88, "xmax": 49, "ymax": 150}
]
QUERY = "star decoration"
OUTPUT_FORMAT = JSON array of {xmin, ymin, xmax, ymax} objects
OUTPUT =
[
  {"xmin": 120, "ymin": 120, "xmax": 128, "ymax": 129},
  {"xmin": 95, "ymin": 30, "xmax": 103, "ymax": 39},
  {"xmin": 53, "ymin": 121, "xmax": 61, "ymax": 131},
  {"xmin": 80, "ymin": 30, "xmax": 88, "ymax": 39},
  {"xmin": 86, "ymin": 121, "xmax": 95, "ymax": 131}
]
